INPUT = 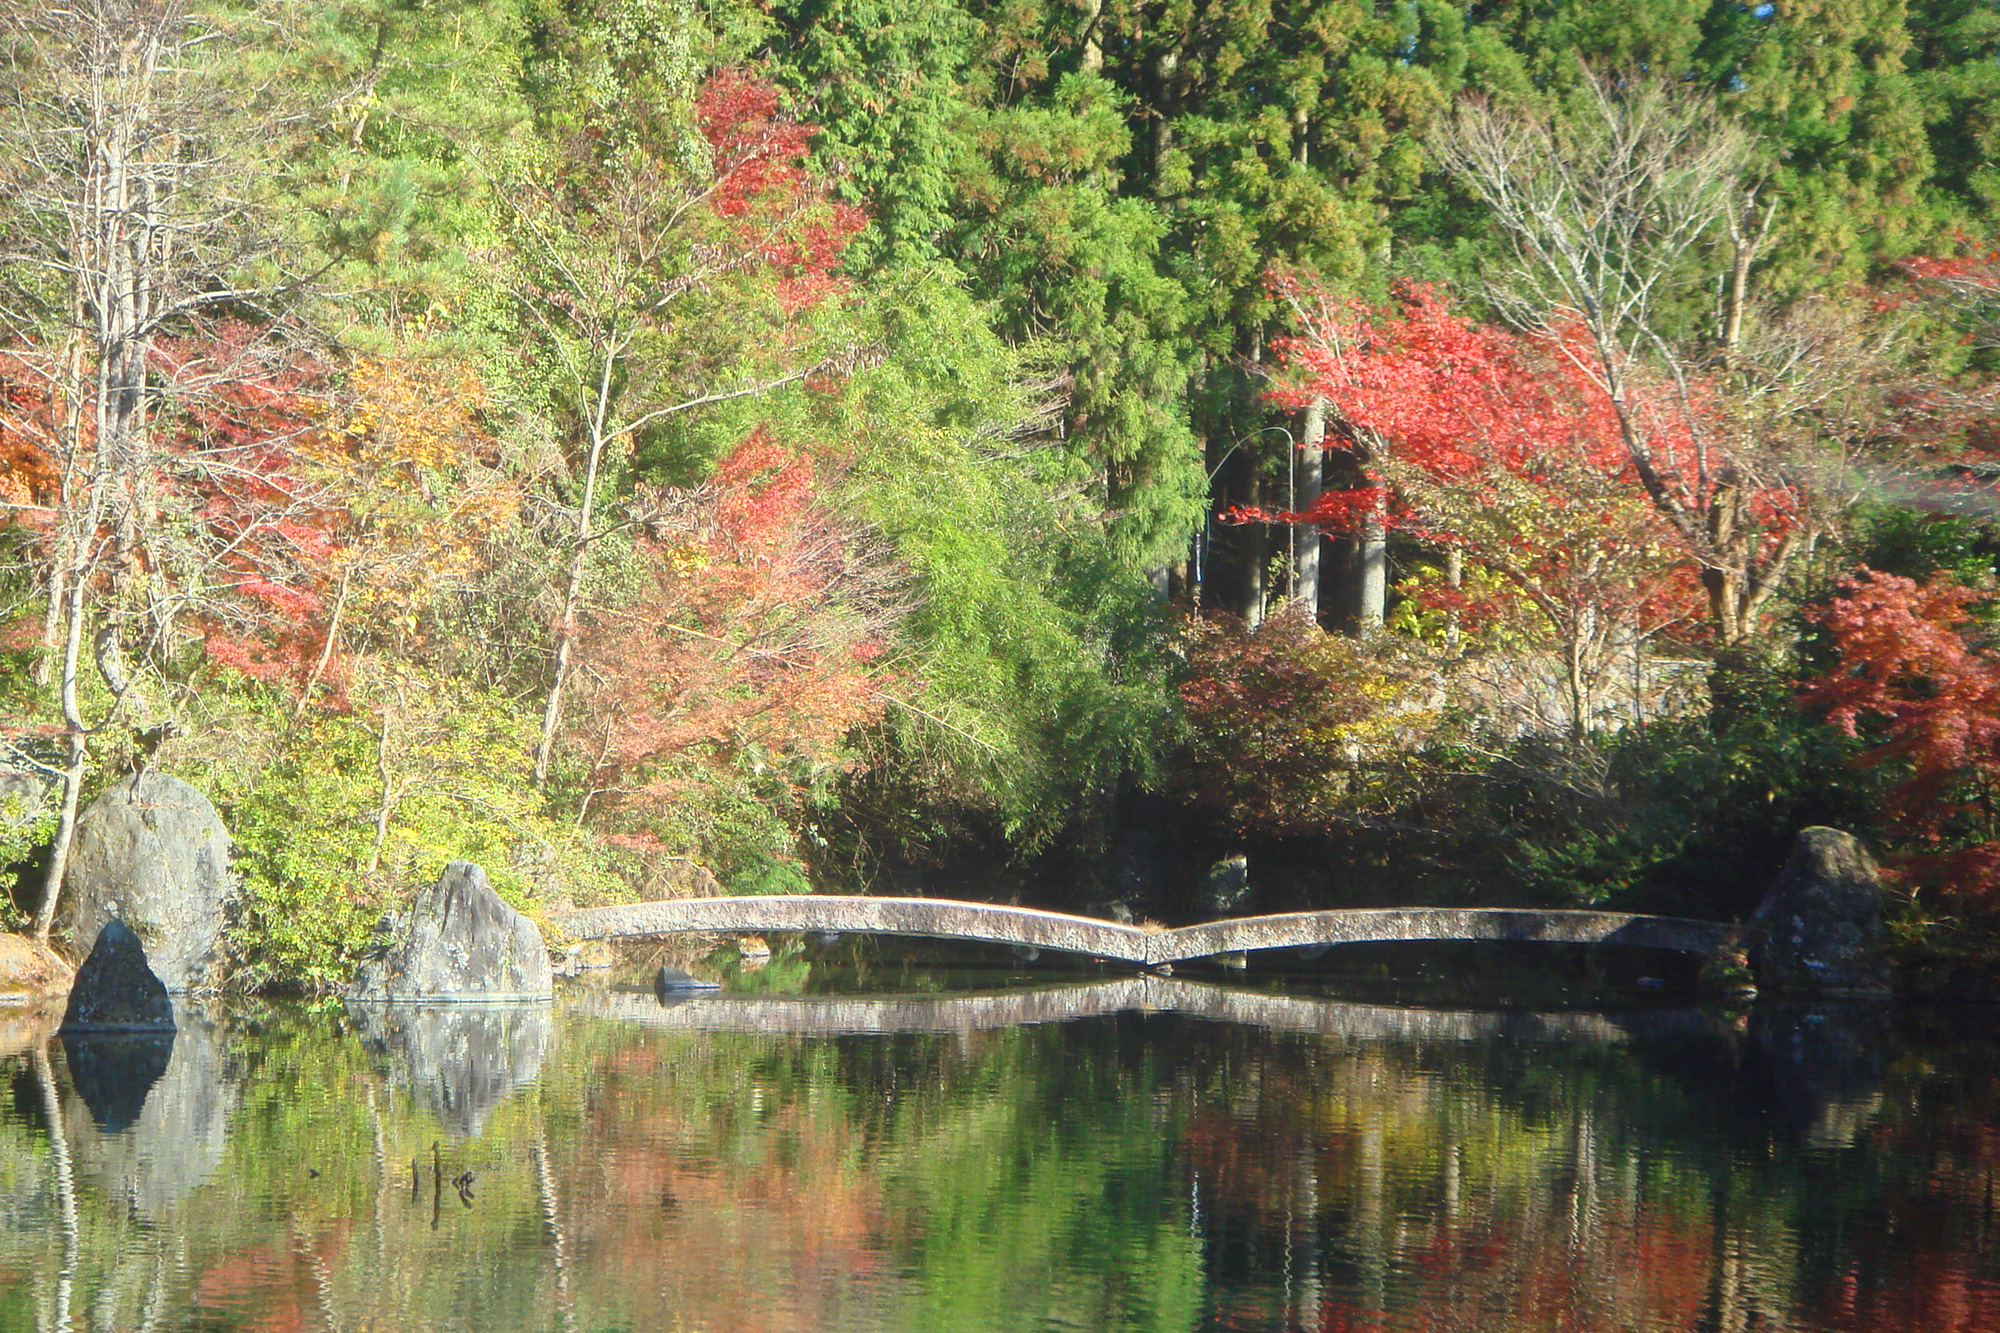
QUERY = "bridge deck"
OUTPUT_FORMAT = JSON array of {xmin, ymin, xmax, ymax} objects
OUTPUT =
[{"xmin": 551, "ymin": 897, "xmax": 1742, "ymax": 966}]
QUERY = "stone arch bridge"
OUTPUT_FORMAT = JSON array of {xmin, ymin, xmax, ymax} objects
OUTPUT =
[{"xmin": 551, "ymin": 897, "xmax": 1743, "ymax": 969}]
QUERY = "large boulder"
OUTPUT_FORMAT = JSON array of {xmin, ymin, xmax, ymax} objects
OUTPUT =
[
  {"xmin": 1749, "ymin": 827, "xmax": 1893, "ymax": 995},
  {"xmin": 348, "ymin": 861, "xmax": 554, "ymax": 1002},
  {"xmin": 59, "ymin": 918, "xmax": 175, "ymax": 1031},
  {"xmin": 64, "ymin": 772, "xmax": 238, "ymax": 993}
]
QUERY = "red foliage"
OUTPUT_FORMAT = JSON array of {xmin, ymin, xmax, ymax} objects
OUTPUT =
[
  {"xmin": 0, "ymin": 322, "xmax": 353, "ymax": 696},
  {"xmin": 1264, "ymin": 280, "xmax": 1756, "ymax": 532},
  {"xmin": 1901, "ymin": 252, "xmax": 2000, "ymax": 295},
  {"xmin": 1175, "ymin": 607, "xmax": 1441, "ymax": 833},
  {"xmin": 152, "ymin": 324, "xmax": 348, "ymax": 696},
  {"xmin": 697, "ymin": 68, "xmax": 866, "ymax": 316},
  {"xmin": 0, "ymin": 352, "xmax": 64, "ymax": 519},
  {"xmin": 1806, "ymin": 568, "xmax": 2000, "ymax": 896},
  {"xmin": 1260, "ymin": 283, "xmax": 1707, "ymax": 652},
  {"xmin": 571, "ymin": 430, "xmax": 903, "ymax": 825}
]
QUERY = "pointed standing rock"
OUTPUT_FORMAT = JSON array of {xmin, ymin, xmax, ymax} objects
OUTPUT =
[
  {"xmin": 348, "ymin": 861, "xmax": 554, "ymax": 1002},
  {"xmin": 59, "ymin": 918, "xmax": 176, "ymax": 1032}
]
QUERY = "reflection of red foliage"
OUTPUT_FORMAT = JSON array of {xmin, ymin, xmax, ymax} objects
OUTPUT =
[
  {"xmin": 1806, "ymin": 568, "xmax": 2000, "ymax": 897},
  {"xmin": 193, "ymin": 1222, "xmax": 353, "ymax": 1333}
]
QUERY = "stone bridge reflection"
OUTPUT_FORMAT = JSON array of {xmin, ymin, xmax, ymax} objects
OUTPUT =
[
  {"xmin": 551, "ymin": 896, "xmax": 1743, "ymax": 967},
  {"xmin": 575, "ymin": 978, "xmax": 1733, "ymax": 1044}
]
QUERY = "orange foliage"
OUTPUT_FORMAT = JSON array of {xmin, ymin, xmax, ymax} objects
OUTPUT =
[
  {"xmin": 570, "ymin": 429, "xmax": 903, "ymax": 826},
  {"xmin": 0, "ymin": 354, "xmax": 61, "ymax": 518}
]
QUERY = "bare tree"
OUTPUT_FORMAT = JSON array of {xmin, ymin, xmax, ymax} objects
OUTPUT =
[
  {"xmin": 0, "ymin": 1, "xmax": 311, "ymax": 938},
  {"xmin": 1429, "ymin": 71, "xmax": 1882, "ymax": 647}
]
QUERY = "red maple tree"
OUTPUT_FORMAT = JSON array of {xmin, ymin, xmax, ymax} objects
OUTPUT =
[
  {"xmin": 1806, "ymin": 568, "xmax": 2000, "ymax": 897},
  {"xmin": 1256, "ymin": 282, "xmax": 1705, "ymax": 735},
  {"xmin": 568, "ymin": 429, "xmax": 905, "ymax": 837}
]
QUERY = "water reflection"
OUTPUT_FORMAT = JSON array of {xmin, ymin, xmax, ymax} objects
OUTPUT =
[
  {"xmin": 347, "ymin": 1002, "xmax": 552, "ymax": 1139},
  {"xmin": 58, "ymin": 1032, "xmax": 172, "ymax": 1133},
  {"xmin": 0, "ymin": 986, "xmax": 1993, "ymax": 1332},
  {"xmin": 62, "ymin": 1015, "xmax": 237, "ymax": 1216},
  {"xmin": 578, "ymin": 977, "xmax": 1660, "ymax": 1042},
  {"xmin": 1749, "ymin": 1002, "xmax": 1891, "ymax": 1148}
]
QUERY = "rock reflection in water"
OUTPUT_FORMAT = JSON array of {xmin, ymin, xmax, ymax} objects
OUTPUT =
[
  {"xmin": 59, "ymin": 1031, "xmax": 172, "ymax": 1132},
  {"xmin": 60, "ymin": 1015, "xmax": 237, "ymax": 1216},
  {"xmin": 1750, "ymin": 1000, "xmax": 1891, "ymax": 1148},
  {"xmin": 347, "ymin": 1002, "xmax": 550, "ymax": 1139}
]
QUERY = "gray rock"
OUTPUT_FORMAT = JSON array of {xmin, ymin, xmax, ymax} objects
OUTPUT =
[
  {"xmin": 1749, "ymin": 827, "xmax": 1893, "ymax": 995},
  {"xmin": 59, "ymin": 919, "xmax": 175, "ymax": 1032},
  {"xmin": 653, "ymin": 964, "xmax": 719, "ymax": 998},
  {"xmin": 0, "ymin": 768, "xmax": 53, "ymax": 828},
  {"xmin": 64, "ymin": 772, "xmax": 239, "ymax": 993},
  {"xmin": 347, "ymin": 1002, "xmax": 550, "ymax": 1139},
  {"xmin": 348, "ymin": 861, "xmax": 553, "ymax": 1002}
]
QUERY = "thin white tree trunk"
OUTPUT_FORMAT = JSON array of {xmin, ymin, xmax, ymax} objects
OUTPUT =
[
  {"xmin": 1294, "ymin": 398, "xmax": 1325, "ymax": 620},
  {"xmin": 533, "ymin": 339, "xmax": 622, "ymax": 787}
]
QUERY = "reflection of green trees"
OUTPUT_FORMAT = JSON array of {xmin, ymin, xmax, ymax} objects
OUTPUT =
[
  {"xmin": 856, "ymin": 1028, "xmax": 1204, "ymax": 1333},
  {"xmin": 2, "ymin": 1005, "xmax": 2000, "ymax": 1330}
]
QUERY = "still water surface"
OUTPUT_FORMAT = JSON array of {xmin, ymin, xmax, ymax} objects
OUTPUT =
[{"xmin": 1, "ymin": 973, "xmax": 1997, "ymax": 1332}]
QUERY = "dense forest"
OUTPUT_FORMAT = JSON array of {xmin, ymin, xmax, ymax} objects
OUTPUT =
[{"xmin": 4, "ymin": 0, "xmax": 2000, "ymax": 991}]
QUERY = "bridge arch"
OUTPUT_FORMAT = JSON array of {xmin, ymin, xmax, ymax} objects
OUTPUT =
[{"xmin": 551, "ymin": 897, "xmax": 1743, "ymax": 968}]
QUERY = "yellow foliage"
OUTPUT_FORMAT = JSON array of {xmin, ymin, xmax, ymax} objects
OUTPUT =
[{"xmin": 301, "ymin": 353, "xmax": 523, "ymax": 643}]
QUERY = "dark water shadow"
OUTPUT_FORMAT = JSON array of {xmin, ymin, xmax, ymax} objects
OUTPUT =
[
  {"xmin": 59, "ymin": 1031, "xmax": 174, "ymax": 1131},
  {"xmin": 346, "ymin": 1003, "xmax": 551, "ymax": 1139},
  {"xmin": 1746, "ymin": 1000, "xmax": 1893, "ymax": 1148}
]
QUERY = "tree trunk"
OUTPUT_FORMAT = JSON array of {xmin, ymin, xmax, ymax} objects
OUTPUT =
[
  {"xmin": 1445, "ymin": 548, "xmax": 1463, "ymax": 653},
  {"xmin": 1565, "ymin": 633, "xmax": 1590, "ymax": 743},
  {"xmin": 35, "ymin": 550, "xmax": 100, "ymax": 942},
  {"xmin": 1079, "ymin": 0, "xmax": 1104, "ymax": 72},
  {"xmin": 1294, "ymin": 397, "xmax": 1325, "ymax": 620},
  {"xmin": 1356, "ymin": 509, "xmax": 1387, "ymax": 634},
  {"xmin": 534, "ymin": 340, "xmax": 621, "ymax": 787},
  {"xmin": 1243, "ymin": 467, "xmax": 1267, "ymax": 631}
]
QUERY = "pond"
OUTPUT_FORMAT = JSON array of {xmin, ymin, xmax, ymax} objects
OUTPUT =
[{"xmin": 1, "ymin": 970, "xmax": 1997, "ymax": 1332}]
